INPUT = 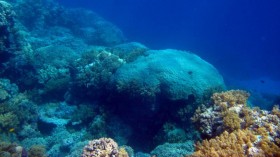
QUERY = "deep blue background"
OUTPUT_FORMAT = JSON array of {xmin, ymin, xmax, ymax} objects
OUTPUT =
[{"xmin": 58, "ymin": 0, "xmax": 280, "ymax": 93}]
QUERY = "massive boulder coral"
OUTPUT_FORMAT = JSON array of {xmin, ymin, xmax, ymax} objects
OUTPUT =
[
  {"xmin": 111, "ymin": 49, "xmax": 225, "ymax": 114},
  {"xmin": 11, "ymin": 0, "xmax": 125, "ymax": 47},
  {"xmin": 81, "ymin": 138, "xmax": 128, "ymax": 157}
]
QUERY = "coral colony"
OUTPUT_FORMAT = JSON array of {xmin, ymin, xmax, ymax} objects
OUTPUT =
[{"xmin": 0, "ymin": 0, "xmax": 279, "ymax": 156}]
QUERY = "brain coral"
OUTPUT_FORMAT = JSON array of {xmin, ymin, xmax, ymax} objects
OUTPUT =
[{"xmin": 111, "ymin": 49, "xmax": 225, "ymax": 112}]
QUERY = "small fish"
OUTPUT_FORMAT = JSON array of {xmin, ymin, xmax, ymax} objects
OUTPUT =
[{"xmin": 9, "ymin": 128, "xmax": 15, "ymax": 132}]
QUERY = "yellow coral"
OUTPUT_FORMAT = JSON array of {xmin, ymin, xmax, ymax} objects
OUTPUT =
[
  {"xmin": 189, "ymin": 127, "xmax": 280, "ymax": 157},
  {"xmin": 241, "ymin": 107, "xmax": 255, "ymax": 128},
  {"xmin": 212, "ymin": 90, "xmax": 249, "ymax": 108},
  {"xmin": 272, "ymin": 105, "xmax": 280, "ymax": 118},
  {"xmin": 188, "ymin": 130, "xmax": 258, "ymax": 157},
  {"xmin": 190, "ymin": 90, "xmax": 280, "ymax": 157},
  {"xmin": 118, "ymin": 147, "xmax": 129, "ymax": 157},
  {"xmin": 259, "ymin": 137, "xmax": 280, "ymax": 156},
  {"xmin": 255, "ymin": 127, "xmax": 280, "ymax": 156},
  {"xmin": 223, "ymin": 110, "xmax": 241, "ymax": 131}
]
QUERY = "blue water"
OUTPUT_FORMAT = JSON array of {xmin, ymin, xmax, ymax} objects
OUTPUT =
[
  {"xmin": 59, "ymin": 0, "xmax": 280, "ymax": 94},
  {"xmin": 1, "ymin": 0, "xmax": 280, "ymax": 156}
]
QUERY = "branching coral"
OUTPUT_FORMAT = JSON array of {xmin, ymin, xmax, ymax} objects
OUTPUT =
[
  {"xmin": 189, "ymin": 128, "xmax": 280, "ymax": 157},
  {"xmin": 222, "ymin": 110, "xmax": 241, "ymax": 131},
  {"xmin": 0, "ymin": 79, "xmax": 38, "ymax": 140},
  {"xmin": 212, "ymin": 90, "xmax": 250, "ymax": 108},
  {"xmin": 191, "ymin": 90, "xmax": 253, "ymax": 137},
  {"xmin": 81, "ymin": 138, "xmax": 129, "ymax": 157},
  {"xmin": 75, "ymin": 48, "xmax": 124, "ymax": 87},
  {"xmin": 71, "ymin": 48, "xmax": 125, "ymax": 100},
  {"xmin": 190, "ymin": 90, "xmax": 280, "ymax": 157},
  {"xmin": 188, "ymin": 129, "xmax": 258, "ymax": 157},
  {"xmin": 272, "ymin": 105, "xmax": 280, "ymax": 118}
]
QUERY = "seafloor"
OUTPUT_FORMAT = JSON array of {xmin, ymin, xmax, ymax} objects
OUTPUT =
[{"xmin": 0, "ymin": 0, "xmax": 280, "ymax": 157}]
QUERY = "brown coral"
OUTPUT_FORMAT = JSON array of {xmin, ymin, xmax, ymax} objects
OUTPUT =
[
  {"xmin": 190, "ymin": 90, "xmax": 280, "ymax": 157},
  {"xmin": 212, "ymin": 90, "xmax": 250, "ymax": 108},
  {"xmin": 0, "ymin": 142, "xmax": 27, "ymax": 157},
  {"xmin": 188, "ymin": 129, "xmax": 260, "ymax": 157},
  {"xmin": 272, "ymin": 105, "xmax": 280, "ymax": 118},
  {"xmin": 81, "ymin": 138, "xmax": 129, "ymax": 157},
  {"xmin": 28, "ymin": 145, "xmax": 47, "ymax": 157},
  {"xmin": 191, "ymin": 90, "xmax": 255, "ymax": 137},
  {"xmin": 222, "ymin": 110, "xmax": 241, "ymax": 131}
]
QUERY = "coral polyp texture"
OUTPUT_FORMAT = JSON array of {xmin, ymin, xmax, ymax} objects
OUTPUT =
[
  {"xmin": 81, "ymin": 138, "xmax": 128, "ymax": 157},
  {"xmin": 111, "ymin": 49, "xmax": 225, "ymax": 114},
  {"xmin": 189, "ymin": 90, "xmax": 280, "ymax": 156}
]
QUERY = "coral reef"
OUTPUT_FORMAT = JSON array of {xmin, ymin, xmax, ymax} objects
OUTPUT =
[
  {"xmin": 0, "ymin": 78, "xmax": 18, "ymax": 102},
  {"xmin": 189, "ymin": 90, "xmax": 280, "ymax": 156},
  {"xmin": 191, "ymin": 90, "xmax": 251, "ymax": 137},
  {"xmin": 28, "ymin": 145, "xmax": 46, "ymax": 157},
  {"xmin": 0, "ymin": 0, "xmax": 17, "ymax": 61},
  {"xmin": 153, "ymin": 122, "xmax": 188, "ymax": 144},
  {"xmin": 109, "ymin": 42, "xmax": 148, "ymax": 63},
  {"xmin": 2, "ymin": 0, "xmax": 262, "ymax": 156},
  {"xmin": 0, "ymin": 142, "xmax": 27, "ymax": 157},
  {"xmin": 69, "ymin": 42, "xmax": 149, "ymax": 102},
  {"xmin": 11, "ymin": 0, "xmax": 125, "ymax": 47},
  {"xmin": 38, "ymin": 102, "xmax": 76, "ymax": 127},
  {"xmin": 0, "ymin": 141, "xmax": 47, "ymax": 157},
  {"xmin": 150, "ymin": 141, "xmax": 194, "ymax": 157},
  {"xmin": 81, "ymin": 138, "xmax": 128, "ymax": 157},
  {"xmin": 111, "ymin": 49, "xmax": 225, "ymax": 114},
  {"xmin": 188, "ymin": 129, "xmax": 280, "ymax": 157},
  {"xmin": 0, "ymin": 79, "xmax": 38, "ymax": 136},
  {"xmin": 72, "ymin": 47, "xmax": 125, "ymax": 99}
]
